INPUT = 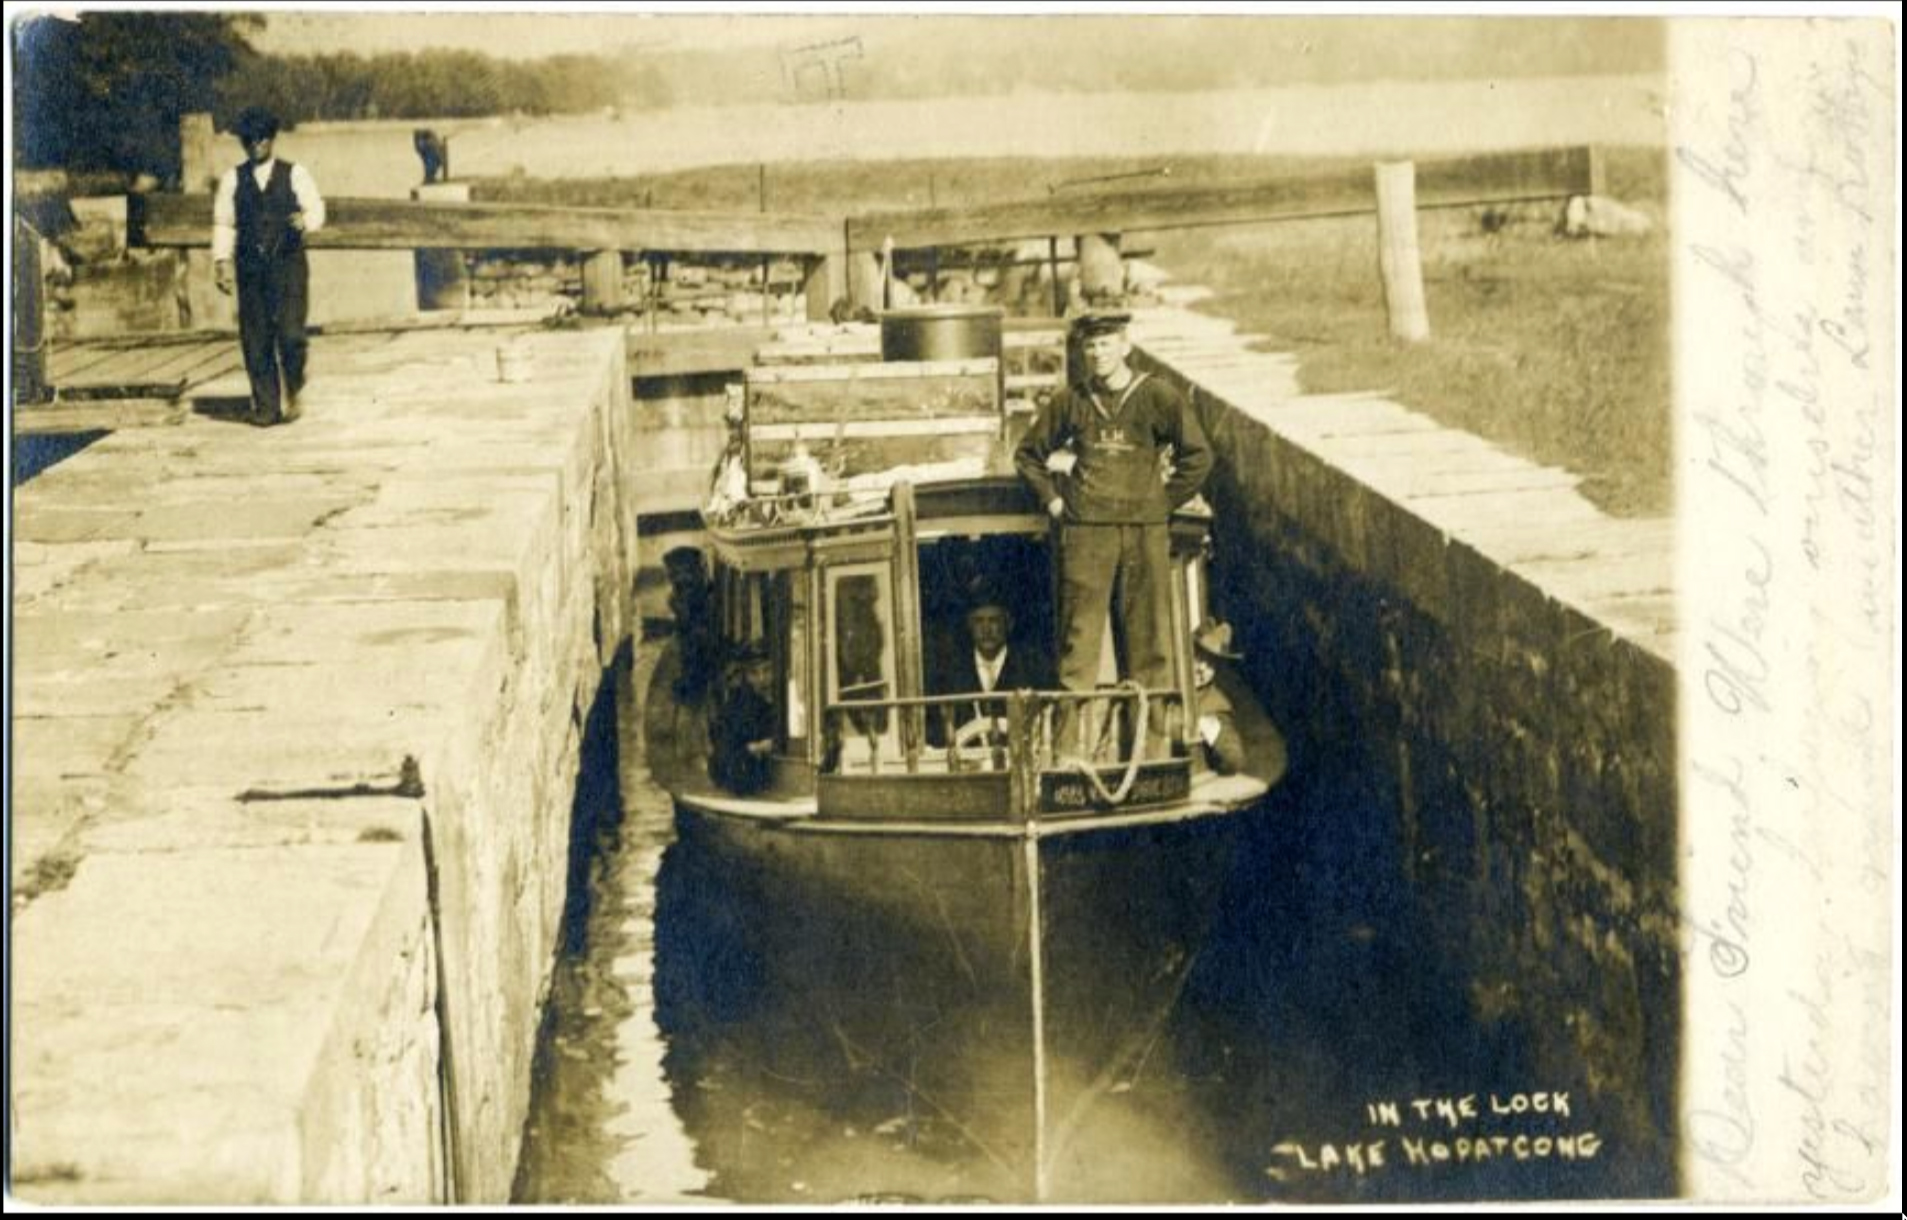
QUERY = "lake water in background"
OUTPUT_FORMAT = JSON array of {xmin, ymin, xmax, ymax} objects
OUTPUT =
[{"xmin": 280, "ymin": 75, "xmax": 1664, "ymax": 195}]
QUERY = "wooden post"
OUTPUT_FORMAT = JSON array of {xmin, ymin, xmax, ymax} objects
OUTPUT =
[
  {"xmin": 1074, "ymin": 231, "xmax": 1123, "ymax": 304},
  {"xmin": 411, "ymin": 182, "xmax": 471, "ymax": 311},
  {"xmin": 12, "ymin": 217, "xmax": 49, "ymax": 404},
  {"xmin": 581, "ymin": 250, "xmax": 625, "ymax": 315},
  {"xmin": 1585, "ymin": 145, "xmax": 1607, "ymax": 199},
  {"xmin": 179, "ymin": 112, "xmax": 219, "ymax": 194},
  {"xmin": 179, "ymin": 112, "xmax": 235, "ymax": 331},
  {"xmin": 647, "ymin": 254, "xmax": 662, "ymax": 334},
  {"xmin": 805, "ymin": 250, "xmax": 845, "ymax": 321},
  {"xmin": 757, "ymin": 172, "xmax": 772, "ymax": 324},
  {"xmin": 849, "ymin": 248, "xmax": 883, "ymax": 315},
  {"xmin": 1007, "ymin": 691, "xmax": 1034, "ymax": 821},
  {"xmin": 1374, "ymin": 161, "xmax": 1430, "ymax": 344},
  {"xmin": 1047, "ymin": 236, "xmax": 1064, "ymax": 317}
]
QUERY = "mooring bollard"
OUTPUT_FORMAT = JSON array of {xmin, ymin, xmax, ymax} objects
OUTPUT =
[{"xmin": 495, "ymin": 341, "xmax": 533, "ymax": 384}]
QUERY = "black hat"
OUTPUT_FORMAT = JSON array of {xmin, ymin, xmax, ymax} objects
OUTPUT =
[
  {"xmin": 1193, "ymin": 620, "xmax": 1242, "ymax": 661},
  {"xmin": 731, "ymin": 639, "xmax": 772, "ymax": 665},
  {"xmin": 1071, "ymin": 310, "xmax": 1132, "ymax": 338},
  {"xmin": 962, "ymin": 576, "xmax": 1011, "ymax": 617},
  {"xmin": 230, "ymin": 107, "xmax": 281, "ymax": 142},
  {"xmin": 663, "ymin": 545, "xmax": 707, "ymax": 580}
]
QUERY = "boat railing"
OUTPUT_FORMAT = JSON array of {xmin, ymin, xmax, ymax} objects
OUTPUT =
[
  {"xmin": 706, "ymin": 487, "xmax": 895, "ymax": 532},
  {"xmin": 822, "ymin": 684, "xmax": 1187, "ymax": 789}
]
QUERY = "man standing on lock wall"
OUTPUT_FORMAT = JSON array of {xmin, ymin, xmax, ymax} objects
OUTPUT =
[{"xmin": 212, "ymin": 106, "xmax": 325, "ymax": 426}]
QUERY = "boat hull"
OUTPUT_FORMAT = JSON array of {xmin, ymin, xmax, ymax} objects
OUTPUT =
[{"xmin": 658, "ymin": 800, "xmax": 1244, "ymax": 1199}]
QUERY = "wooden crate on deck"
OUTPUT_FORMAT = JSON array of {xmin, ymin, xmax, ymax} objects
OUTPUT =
[{"xmin": 743, "ymin": 358, "xmax": 1001, "ymax": 483}]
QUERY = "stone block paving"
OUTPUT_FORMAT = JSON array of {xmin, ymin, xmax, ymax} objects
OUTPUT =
[{"xmin": 12, "ymin": 326, "xmax": 630, "ymax": 1203}]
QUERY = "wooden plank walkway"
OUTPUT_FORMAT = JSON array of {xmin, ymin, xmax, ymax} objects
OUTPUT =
[
  {"xmin": 45, "ymin": 335, "xmax": 239, "ymax": 391},
  {"xmin": 1130, "ymin": 304, "xmax": 1676, "ymax": 662}
]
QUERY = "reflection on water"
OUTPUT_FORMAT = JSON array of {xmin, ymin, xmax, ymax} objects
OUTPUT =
[
  {"xmin": 510, "ymin": 643, "xmax": 709, "ymax": 1204},
  {"xmin": 514, "ymin": 639, "xmax": 1648, "ymax": 1205}
]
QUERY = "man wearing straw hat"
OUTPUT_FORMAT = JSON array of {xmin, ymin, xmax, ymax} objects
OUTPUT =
[{"xmin": 1192, "ymin": 620, "xmax": 1247, "ymax": 776}]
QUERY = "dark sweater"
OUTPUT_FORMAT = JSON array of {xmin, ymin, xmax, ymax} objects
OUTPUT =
[
  {"xmin": 1013, "ymin": 373, "xmax": 1213, "ymax": 524},
  {"xmin": 709, "ymin": 685, "xmax": 777, "ymax": 795},
  {"xmin": 1197, "ymin": 682, "xmax": 1246, "ymax": 777}
]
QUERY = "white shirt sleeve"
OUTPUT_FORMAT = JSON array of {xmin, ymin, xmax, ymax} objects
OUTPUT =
[
  {"xmin": 289, "ymin": 163, "xmax": 326, "ymax": 235},
  {"xmin": 211, "ymin": 167, "xmax": 239, "ymax": 262}
]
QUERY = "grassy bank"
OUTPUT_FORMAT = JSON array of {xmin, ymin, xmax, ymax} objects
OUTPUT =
[
  {"xmin": 1150, "ymin": 147, "xmax": 1670, "ymax": 516},
  {"xmin": 477, "ymin": 148, "xmax": 1670, "ymax": 517},
  {"xmin": 1148, "ymin": 147, "xmax": 1668, "ymax": 516}
]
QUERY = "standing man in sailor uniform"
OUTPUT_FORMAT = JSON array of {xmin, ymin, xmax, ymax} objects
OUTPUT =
[{"xmin": 1013, "ymin": 310, "xmax": 1213, "ymax": 711}]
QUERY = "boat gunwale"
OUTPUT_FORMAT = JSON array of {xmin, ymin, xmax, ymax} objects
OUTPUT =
[{"xmin": 671, "ymin": 772, "xmax": 1270, "ymax": 840}]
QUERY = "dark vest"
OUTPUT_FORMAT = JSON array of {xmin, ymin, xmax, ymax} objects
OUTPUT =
[{"xmin": 233, "ymin": 160, "xmax": 304, "ymax": 266}]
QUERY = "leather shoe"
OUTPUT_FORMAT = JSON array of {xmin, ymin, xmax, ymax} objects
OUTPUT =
[{"xmin": 280, "ymin": 392, "xmax": 302, "ymax": 424}]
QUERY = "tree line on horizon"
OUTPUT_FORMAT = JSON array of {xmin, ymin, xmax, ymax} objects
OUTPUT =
[
  {"xmin": 217, "ymin": 49, "xmax": 657, "ymax": 127},
  {"xmin": 11, "ymin": 13, "xmax": 659, "ymax": 184}
]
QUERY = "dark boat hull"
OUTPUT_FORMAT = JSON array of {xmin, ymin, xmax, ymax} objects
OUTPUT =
[{"xmin": 662, "ymin": 801, "xmax": 1243, "ymax": 1199}]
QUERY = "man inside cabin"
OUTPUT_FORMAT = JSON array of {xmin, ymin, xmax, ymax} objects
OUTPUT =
[
  {"xmin": 1013, "ymin": 310, "xmax": 1213, "ymax": 724},
  {"xmin": 928, "ymin": 583, "xmax": 1054, "ymax": 750},
  {"xmin": 709, "ymin": 641, "xmax": 778, "ymax": 796},
  {"xmin": 213, "ymin": 106, "xmax": 325, "ymax": 426}
]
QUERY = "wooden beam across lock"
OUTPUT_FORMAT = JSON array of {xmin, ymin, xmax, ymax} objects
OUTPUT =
[
  {"xmin": 846, "ymin": 145, "xmax": 1600, "ymax": 252},
  {"xmin": 128, "ymin": 193, "xmax": 840, "ymax": 256}
]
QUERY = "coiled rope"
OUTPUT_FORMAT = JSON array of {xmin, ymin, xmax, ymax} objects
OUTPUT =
[{"xmin": 1056, "ymin": 680, "xmax": 1151, "ymax": 807}]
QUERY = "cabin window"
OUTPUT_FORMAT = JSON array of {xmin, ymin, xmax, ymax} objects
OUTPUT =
[
  {"xmin": 826, "ymin": 562, "xmax": 897, "ymax": 764},
  {"xmin": 716, "ymin": 567, "xmax": 809, "ymax": 757},
  {"xmin": 916, "ymin": 534, "xmax": 1056, "ymax": 697},
  {"xmin": 774, "ymin": 570, "xmax": 810, "ymax": 747},
  {"xmin": 719, "ymin": 567, "xmax": 770, "ymax": 651}
]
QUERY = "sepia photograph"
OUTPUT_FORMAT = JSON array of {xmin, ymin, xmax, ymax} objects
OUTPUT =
[{"xmin": 6, "ymin": 3, "xmax": 1897, "ymax": 1208}]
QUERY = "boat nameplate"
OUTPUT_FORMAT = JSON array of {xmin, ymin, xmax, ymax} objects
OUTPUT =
[{"xmin": 1038, "ymin": 759, "xmax": 1192, "ymax": 814}]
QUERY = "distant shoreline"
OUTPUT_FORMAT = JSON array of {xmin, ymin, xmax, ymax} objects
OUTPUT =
[{"xmin": 284, "ymin": 74, "xmax": 1664, "ymax": 191}]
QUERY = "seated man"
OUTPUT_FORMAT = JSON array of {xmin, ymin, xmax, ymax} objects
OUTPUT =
[
  {"xmin": 928, "ymin": 587, "xmax": 1054, "ymax": 750},
  {"xmin": 1191, "ymin": 620, "xmax": 1247, "ymax": 776},
  {"xmin": 708, "ymin": 642, "xmax": 778, "ymax": 795}
]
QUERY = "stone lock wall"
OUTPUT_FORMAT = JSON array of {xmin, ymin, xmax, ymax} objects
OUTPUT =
[
  {"xmin": 1142, "ymin": 349, "xmax": 1681, "ymax": 1193},
  {"xmin": 11, "ymin": 329, "xmax": 639, "ymax": 1203}
]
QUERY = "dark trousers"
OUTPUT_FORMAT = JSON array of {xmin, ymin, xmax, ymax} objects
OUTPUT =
[
  {"xmin": 1057, "ymin": 522, "xmax": 1174, "ymax": 695},
  {"xmin": 236, "ymin": 253, "xmax": 309, "ymax": 420}
]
